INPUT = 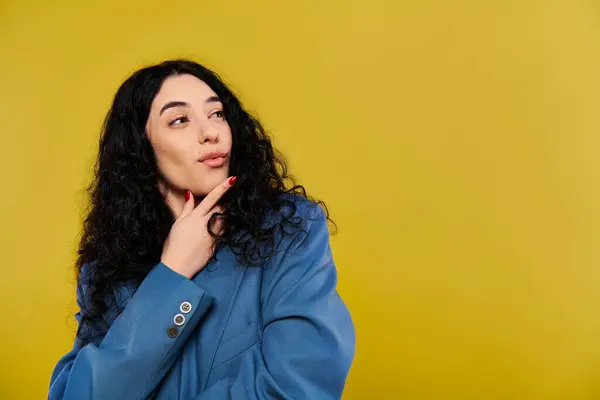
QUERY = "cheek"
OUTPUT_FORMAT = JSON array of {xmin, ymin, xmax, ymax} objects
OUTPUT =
[
  {"xmin": 223, "ymin": 124, "xmax": 233, "ymax": 148},
  {"xmin": 155, "ymin": 143, "xmax": 179, "ymax": 164},
  {"xmin": 152, "ymin": 137, "xmax": 190, "ymax": 175}
]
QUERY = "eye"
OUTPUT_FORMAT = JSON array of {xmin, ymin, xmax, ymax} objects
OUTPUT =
[
  {"xmin": 210, "ymin": 110, "xmax": 225, "ymax": 119},
  {"xmin": 169, "ymin": 116, "xmax": 190, "ymax": 126}
]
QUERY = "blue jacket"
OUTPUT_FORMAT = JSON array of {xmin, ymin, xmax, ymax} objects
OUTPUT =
[{"xmin": 49, "ymin": 199, "xmax": 355, "ymax": 399}]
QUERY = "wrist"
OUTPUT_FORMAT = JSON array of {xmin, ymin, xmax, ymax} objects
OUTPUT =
[{"xmin": 160, "ymin": 258, "xmax": 193, "ymax": 280}]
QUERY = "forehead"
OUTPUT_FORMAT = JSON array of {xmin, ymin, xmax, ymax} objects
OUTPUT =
[{"xmin": 151, "ymin": 74, "xmax": 217, "ymax": 109}]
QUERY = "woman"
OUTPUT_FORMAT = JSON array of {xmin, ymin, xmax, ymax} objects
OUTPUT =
[{"xmin": 48, "ymin": 59, "xmax": 355, "ymax": 399}]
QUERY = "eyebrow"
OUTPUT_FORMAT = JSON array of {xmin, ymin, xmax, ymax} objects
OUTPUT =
[{"xmin": 159, "ymin": 96, "xmax": 222, "ymax": 116}]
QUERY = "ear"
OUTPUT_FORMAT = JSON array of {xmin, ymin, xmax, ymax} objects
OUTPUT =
[
  {"xmin": 157, "ymin": 178, "xmax": 169, "ymax": 197},
  {"xmin": 158, "ymin": 179, "xmax": 180, "ymax": 218},
  {"xmin": 145, "ymin": 119, "xmax": 153, "ymax": 140}
]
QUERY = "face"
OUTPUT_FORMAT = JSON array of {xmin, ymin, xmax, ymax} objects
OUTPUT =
[{"xmin": 146, "ymin": 74, "xmax": 232, "ymax": 204}]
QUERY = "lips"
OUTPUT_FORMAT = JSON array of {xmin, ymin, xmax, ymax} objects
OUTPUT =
[{"xmin": 198, "ymin": 151, "xmax": 228, "ymax": 168}]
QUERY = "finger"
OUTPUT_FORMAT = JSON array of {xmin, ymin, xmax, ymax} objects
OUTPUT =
[
  {"xmin": 176, "ymin": 190, "xmax": 195, "ymax": 220},
  {"xmin": 195, "ymin": 176, "xmax": 237, "ymax": 216},
  {"xmin": 207, "ymin": 205, "xmax": 225, "ymax": 218}
]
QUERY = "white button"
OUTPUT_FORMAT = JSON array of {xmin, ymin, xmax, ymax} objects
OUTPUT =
[
  {"xmin": 174, "ymin": 314, "xmax": 186, "ymax": 326},
  {"xmin": 180, "ymin": 301, "xmax": 192, "ymax": 314}
]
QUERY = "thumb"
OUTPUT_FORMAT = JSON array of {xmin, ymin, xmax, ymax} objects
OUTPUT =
[{"xmin": 177, "ymin": 190, "xmax": 195, "ymax": 220}]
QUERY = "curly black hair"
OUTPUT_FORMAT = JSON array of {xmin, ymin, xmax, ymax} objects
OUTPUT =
[{"xmin": 75, "ymin": 59, "xmax": 332, "ymax": 344}]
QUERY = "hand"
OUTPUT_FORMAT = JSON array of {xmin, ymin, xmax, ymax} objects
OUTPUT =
[{"xmin": 160, "ymin": 176, "xmax": 236, "ymax": 279}]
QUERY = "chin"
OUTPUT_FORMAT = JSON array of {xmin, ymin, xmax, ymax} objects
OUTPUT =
[{"xmin": 192, "ymin": 173, "xmax": 229, "ymax": 196}]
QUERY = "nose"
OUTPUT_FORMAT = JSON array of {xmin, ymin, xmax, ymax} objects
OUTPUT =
[{"xmin": 198, "ymin": 122, "xmax": 219, "ymax": 144}]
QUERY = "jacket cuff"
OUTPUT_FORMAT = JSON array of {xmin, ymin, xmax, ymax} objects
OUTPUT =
[{"xmin": 100, "ymin": 261, "xmax": 213, "ymax": 357}]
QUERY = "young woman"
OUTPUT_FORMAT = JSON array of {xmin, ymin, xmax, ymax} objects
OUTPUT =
[{"xmin": 48, "ymin": 59, "xmax": 355, "ymax": 399}]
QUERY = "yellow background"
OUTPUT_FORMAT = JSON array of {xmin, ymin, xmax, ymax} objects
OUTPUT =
[{"xmin": 1, "ymin": 0, "xmax": 600, "ymax": 398}]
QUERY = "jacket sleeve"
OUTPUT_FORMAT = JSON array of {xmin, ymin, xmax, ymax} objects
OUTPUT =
[
  {"xmin": 49, "ymin": 262, "xmax": 214, "ymax": 400},
  {"xmin": 194, "ymin": 204, "xmax": 356, "ymax": 399}
]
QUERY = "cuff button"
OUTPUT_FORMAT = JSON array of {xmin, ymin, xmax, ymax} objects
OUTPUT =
[
  {"xmin": 180, "ymin": 301, "xmax": 192, "ymax": 314},
  {"xmin": 174, "ymin": 314, "xmax": 186, "ymax": 326},
  {"xmin": 167, "ymin": 326, "xmax": 179, "ymax": 338}
]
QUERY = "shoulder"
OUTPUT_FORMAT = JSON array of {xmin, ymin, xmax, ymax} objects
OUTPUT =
[
  {"xmin": 264, "ymin": 193, "xmax": 328, "ymax": 235},
  {"xmin": 259, "ymin": 194, "xmax": 334, "ymax": 303},
  {"xmin": 76, "ymin": 260, "xmax": 97, "ymax": 297},
  {"xmin": 258, "ymin": 193, "xmax": 330, "ymax": 257},
  {"xmin": 77, "ymin": 260, "xmax": 133, "ymax": 315}
]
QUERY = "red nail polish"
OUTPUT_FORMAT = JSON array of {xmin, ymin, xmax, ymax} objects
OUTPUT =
[
  {"xmin": 228, "ymin": 176, "xmax": 238, "ymax": 185},
  {"xmin": 185, "ymin": 191, "xmax": 191, "ymax": 201}
]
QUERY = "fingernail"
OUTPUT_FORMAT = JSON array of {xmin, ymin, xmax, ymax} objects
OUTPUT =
[
  {"xmin": 228, "ymin": 176, "xmax": 238, "ymax": 185},
  {"xmin": 185, "ymin": 191, "xmax": 191, "ymax": 201}
]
